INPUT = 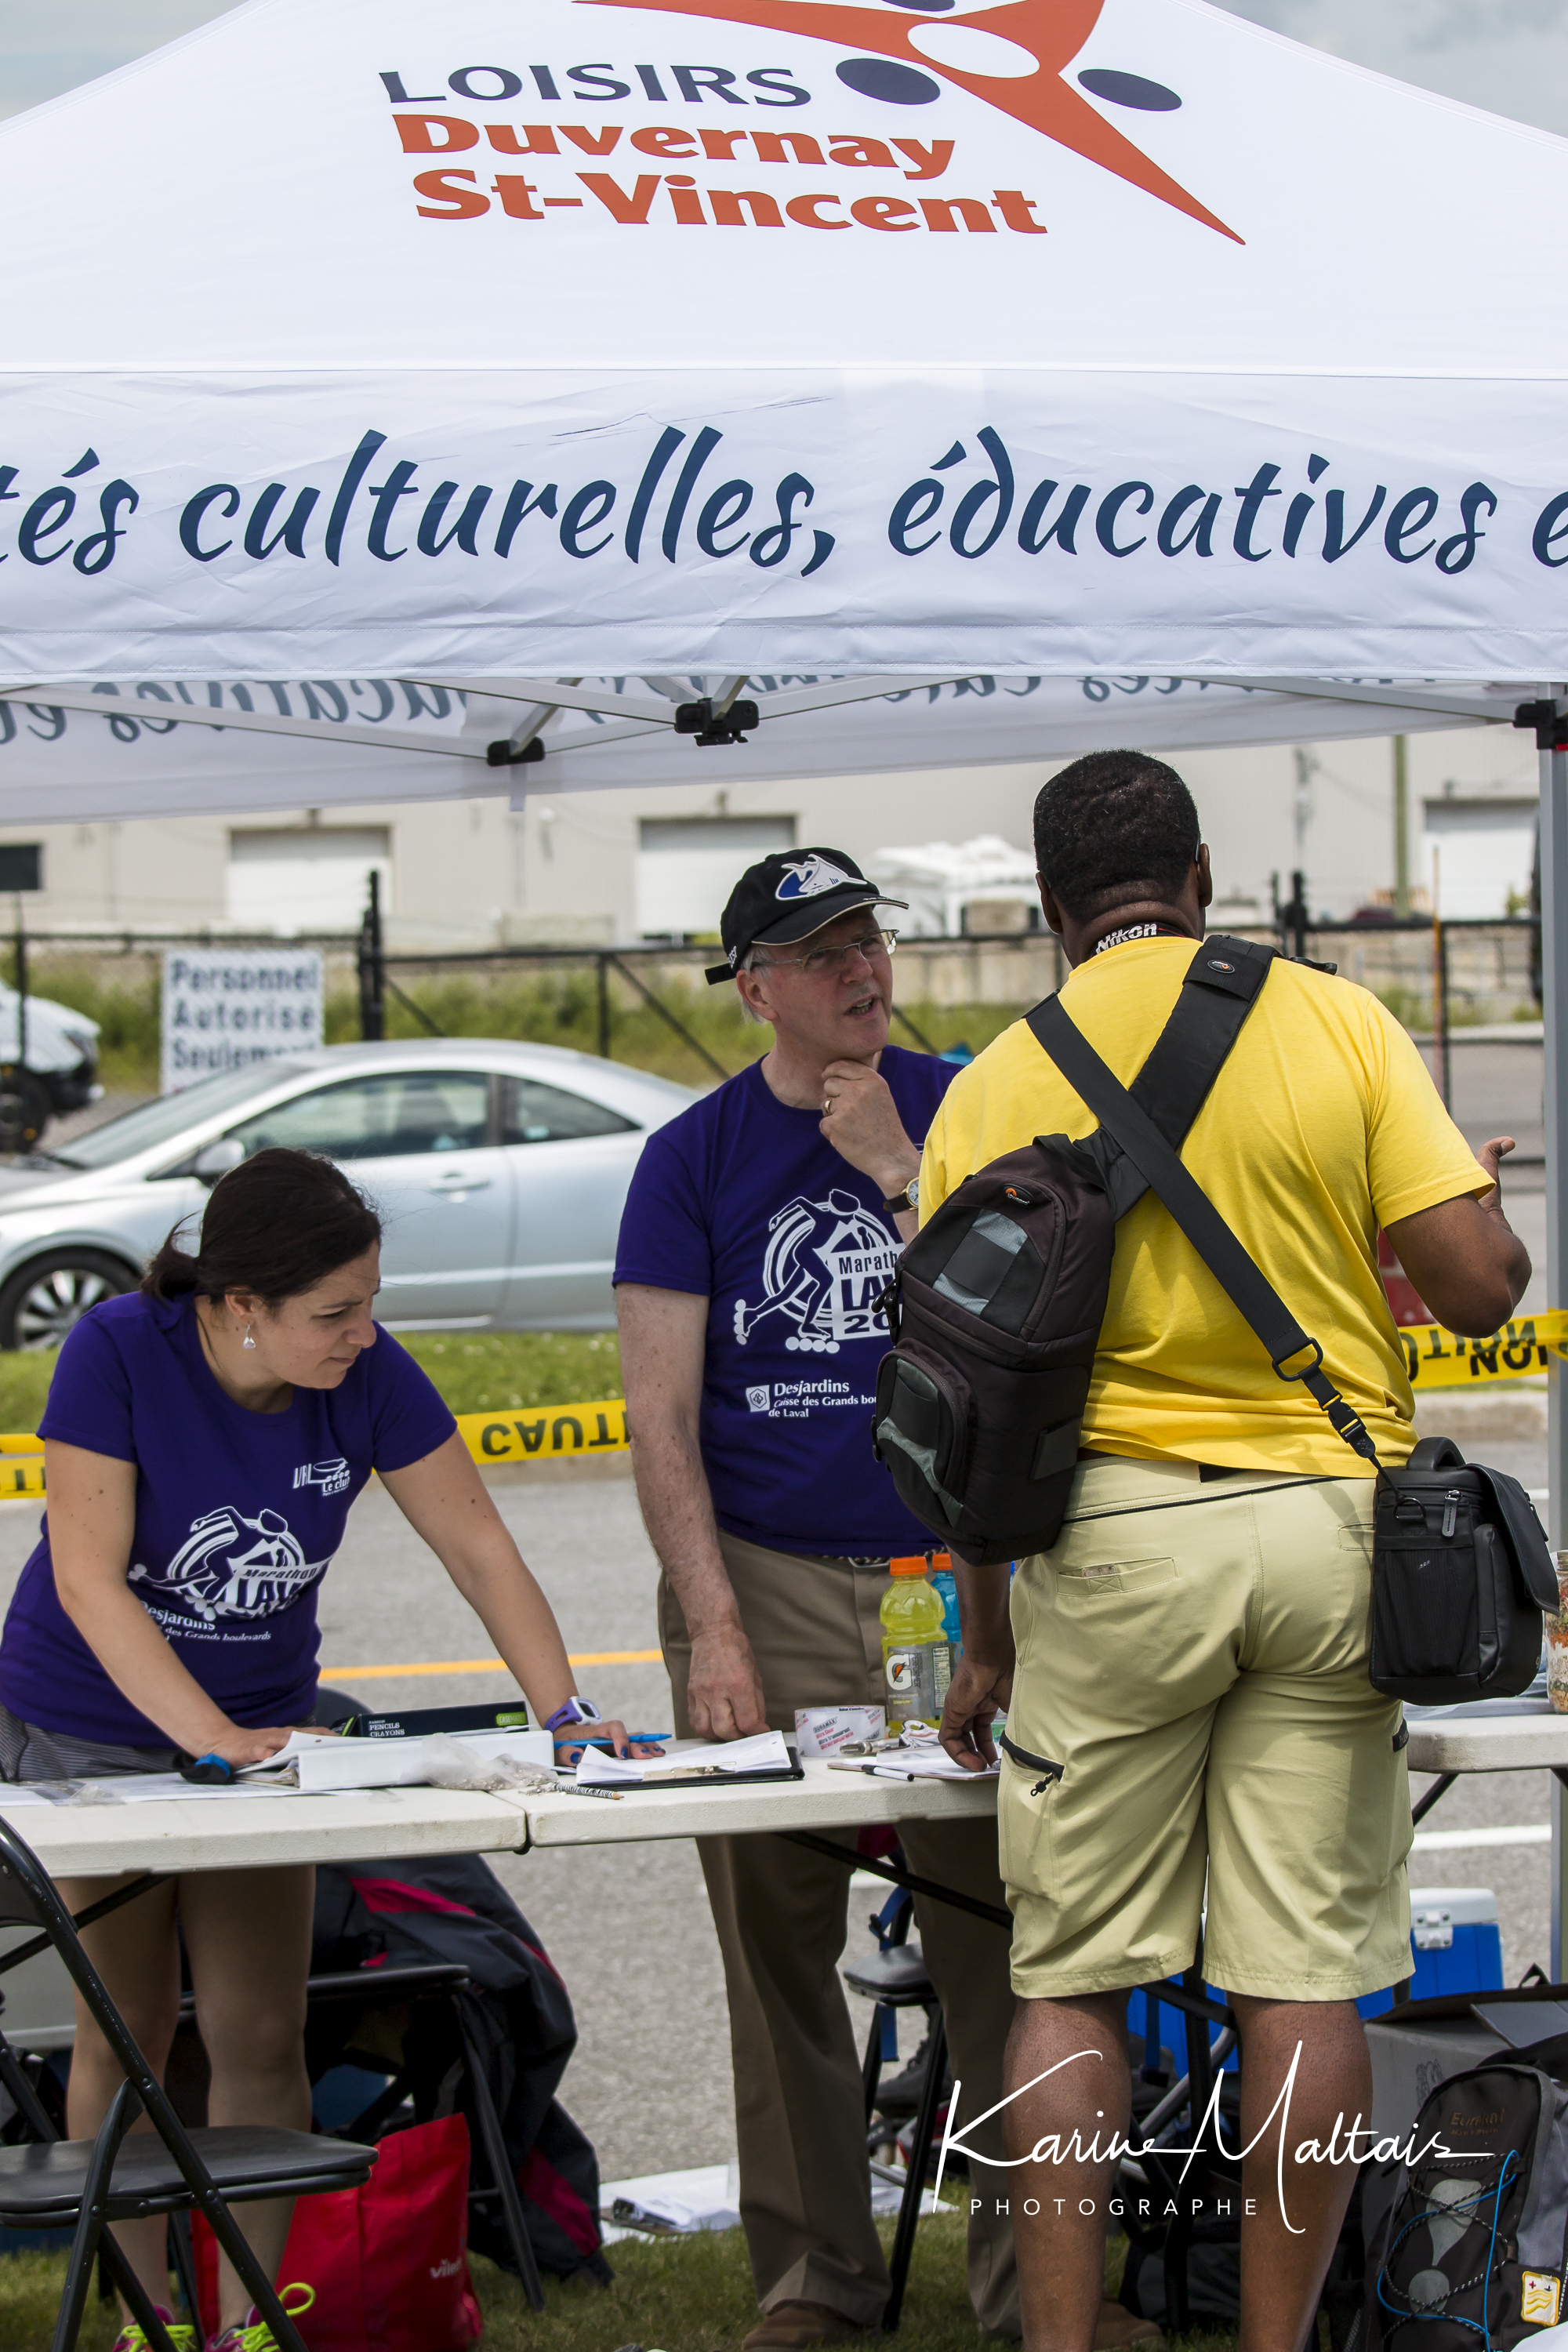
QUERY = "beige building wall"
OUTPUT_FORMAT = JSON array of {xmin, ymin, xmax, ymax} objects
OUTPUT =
[{"xmin": 0, "ymin": 720, "xmax": 1540, "ymax": 946}]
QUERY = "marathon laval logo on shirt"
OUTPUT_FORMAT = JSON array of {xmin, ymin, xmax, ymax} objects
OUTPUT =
[
  {"xmin": 129, "ymin": 1505, "xmax": 330, "ymax": 1624},
  {"xmin": 735, "ymin": 1188, "xmax": 901, "ymax": 1354}
]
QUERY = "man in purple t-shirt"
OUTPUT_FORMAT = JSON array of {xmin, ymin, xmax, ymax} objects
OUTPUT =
[{"xmin": 615, "ymin": 850, "xmax": 1020, "ymax": 2350}]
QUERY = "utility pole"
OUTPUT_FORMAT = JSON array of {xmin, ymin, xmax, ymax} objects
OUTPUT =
[
  {"xmin": 357, "ymin": 869, "xmax": 385, "ymax": 1042},
  {"xmin": 1292, "ymin": 746, "xmax": 1317, "ymax": 868},
  {"xmin": 1392, "ymin": 735, "xmax": 1410, "ymax": 917}
]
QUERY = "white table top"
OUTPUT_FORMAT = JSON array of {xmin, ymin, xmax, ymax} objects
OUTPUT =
[
  {"xmin": 0, "ymin": 1759, "xmax": 999, "ymax": 1881},
  {"xmin": 1406, "ymin": 1697, "xmax": 1568, "ymax": 1774}
]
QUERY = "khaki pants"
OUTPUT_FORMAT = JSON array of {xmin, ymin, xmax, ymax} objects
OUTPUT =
[{"xmin": 659, "ymin": 1533, "xmax": 1019, "ymax": 2334}]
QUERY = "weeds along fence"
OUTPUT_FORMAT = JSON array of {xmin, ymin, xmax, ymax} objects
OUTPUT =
[{"xmin": 2, "ymin": 914, "xmax": 1541, "ymax": 1101}]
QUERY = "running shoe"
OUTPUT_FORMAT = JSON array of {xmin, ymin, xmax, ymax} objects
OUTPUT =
[
  {"xmin": 204, "ymin": 2282, "xmax": 316, "ymax": 2352},
  {"xmin": 110, "ymin": 2311, "xmax": 197, "ymax": 2352}
]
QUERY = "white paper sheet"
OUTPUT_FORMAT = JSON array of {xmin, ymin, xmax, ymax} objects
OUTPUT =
[
  {"xmin": 74, "ymin": 1774, "xmax": 295, "ymax": 1804},
  {"xmin": 293, "ymin": 1728, "xmax": 554, "ymax": 1793},
  {"xmin": 577, "ymin": 1730, "xmax": 792, "ymax": 1788}
]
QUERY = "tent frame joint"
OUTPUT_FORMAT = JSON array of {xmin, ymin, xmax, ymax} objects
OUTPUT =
[{"xmin": 1515, "ymin": 697, "xmax": 1568, "ymax": 751}]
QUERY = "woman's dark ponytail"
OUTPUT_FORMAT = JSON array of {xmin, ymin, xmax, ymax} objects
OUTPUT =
[{"xmin": 143, "ymin": 1148, "xmax": 382, "ymax": 1306}]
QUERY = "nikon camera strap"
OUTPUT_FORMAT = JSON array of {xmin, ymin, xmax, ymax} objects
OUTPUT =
[{"xmin": 1028, "ymin": 984, "xmax": 1378, "ymax": 1467}]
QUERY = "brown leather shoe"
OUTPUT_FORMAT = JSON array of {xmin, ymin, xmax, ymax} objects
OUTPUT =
[
  {"xmin": 1092, "ymin": 2299, "xmax": 1164, "ymax": 2351},
  {"xmin": 742, "ymin": 2302, "xmax": 869, "ymax": 2350}
]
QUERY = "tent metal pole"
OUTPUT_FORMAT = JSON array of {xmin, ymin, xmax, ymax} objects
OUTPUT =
[{"xmin": 1538, "ymin": 702, "xmax": 1568, "ymax": 1977}]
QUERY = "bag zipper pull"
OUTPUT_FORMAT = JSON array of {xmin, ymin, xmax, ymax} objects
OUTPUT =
[{"xmin": 1442, "ymin": 1490, "xmax": 1460, "ymax": 1539}]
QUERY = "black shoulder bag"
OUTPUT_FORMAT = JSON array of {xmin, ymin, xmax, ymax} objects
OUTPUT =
[{"xmin": 1033, "ymin": 994, "xmax": 1557, "ymax": 1705}]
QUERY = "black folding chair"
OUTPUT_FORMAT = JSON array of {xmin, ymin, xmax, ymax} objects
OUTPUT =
[
  {"xmin": 169, "ymin": 1959, "xmax": 548, "ymax": 2310},
  {"xmin": 0, "ymin": 1816, "xmax": 376, "ymax": 2352}
]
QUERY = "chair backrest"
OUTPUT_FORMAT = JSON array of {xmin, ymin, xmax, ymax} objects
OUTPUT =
[
  {"xmin": 0, "ymin": 1815, "xmax": 62, "ymax": 1930},
  {"xmin": 0, "ymin": 1817, "xmax": 167, "ymax": 2099}
]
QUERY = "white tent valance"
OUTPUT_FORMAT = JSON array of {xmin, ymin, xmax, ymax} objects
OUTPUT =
[
  {"xmin": 0, "ymin": 673, "xmax": 1526, "ymax": 823},
  {"xmin": 0, "ymin": 0, "xmax": 1566, "ymax": 684}
]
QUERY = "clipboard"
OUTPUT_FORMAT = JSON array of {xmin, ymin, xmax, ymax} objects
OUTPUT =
[{"xmin": 587, "ymin": 1759, "xmax": 806, "ymax": 1793}]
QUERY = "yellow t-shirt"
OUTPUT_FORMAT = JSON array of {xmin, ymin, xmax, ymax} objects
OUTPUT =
[{"xmin": 920, "ymin": 935, "xmax": 1490, "ymax": 1475}]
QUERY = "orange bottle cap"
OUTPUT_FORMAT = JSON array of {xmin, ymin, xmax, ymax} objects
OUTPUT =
[{"xmin": 888, "ymin": 1556, "xmax": 929, "ymax": 1576}]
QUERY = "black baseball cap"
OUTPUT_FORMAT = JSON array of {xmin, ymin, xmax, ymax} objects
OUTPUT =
[{"xmin": 704, "ymin": 848, "xmax": 907, "ymax": 984}]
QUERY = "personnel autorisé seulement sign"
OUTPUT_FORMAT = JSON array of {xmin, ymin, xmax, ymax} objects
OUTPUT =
[{"xmin": 161, "ymin": 949, "xmax": 325, "ymax": 1094}]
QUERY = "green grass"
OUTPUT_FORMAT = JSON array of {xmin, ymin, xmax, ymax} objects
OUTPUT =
[
  {"xmin": 0, "ymin": 2217, "xmax": 1240, "ymax": 2352},
  {"xmin": 0, "ymin": 1350, "xmax": 55, "ymax": 1432},
  {"xmin": 394, "ymin": 1330, "xmax": 622, "ymax": 1416},
  {"xmin": 22, "ymin": 958, "xmax": 162, "ymax": 1094},
  {"xmin": 0, "ymin": 1332, "xmax": 624, "ymax": 1435}
]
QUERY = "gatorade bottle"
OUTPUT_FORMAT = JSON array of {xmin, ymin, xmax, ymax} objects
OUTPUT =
[
  {"xmin": 882, "ymin": 1557, "xmax": 953, "ymax": 1730},
  {"xmin": 927, "ymin": 1554, "xmax": 961, "ymax": 1654}
]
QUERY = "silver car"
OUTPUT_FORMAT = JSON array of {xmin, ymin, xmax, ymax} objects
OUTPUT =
[{"xmin": 0, "ymin": 1040, "xmax": 699, "ymax": 1349}]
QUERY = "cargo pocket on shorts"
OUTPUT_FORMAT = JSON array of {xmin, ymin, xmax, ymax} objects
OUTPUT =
[{"xmin": 997, "ymin": 1733, "xmax": 1062, "ymax": 1896}]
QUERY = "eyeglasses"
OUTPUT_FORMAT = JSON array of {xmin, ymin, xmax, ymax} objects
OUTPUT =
[{"xmin": 753, "ymin": 929, "xmax": 898, "ymax": 978}]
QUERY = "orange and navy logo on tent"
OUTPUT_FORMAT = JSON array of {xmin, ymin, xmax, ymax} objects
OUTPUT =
[{"xmin": 583, "ymin": 0, "xmax": 1241, "ymax": 241}]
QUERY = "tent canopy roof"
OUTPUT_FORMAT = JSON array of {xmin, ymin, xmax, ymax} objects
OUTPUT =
[
  {"xmin": 5, "ymin": 0, "xmax": 1566, "ymax": 378},
  {"xmin": 0, "ymin": 0, "xmax": 1563, "ymax": 692}
]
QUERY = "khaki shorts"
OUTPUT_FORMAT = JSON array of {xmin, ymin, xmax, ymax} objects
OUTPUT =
[{"xmin": 1001, "ymin": 1455, "xmax": 1411, "ymax": 2003}]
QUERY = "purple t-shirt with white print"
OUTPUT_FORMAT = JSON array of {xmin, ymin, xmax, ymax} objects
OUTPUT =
[{"xmin": 0, "ymin": 1290, "xmax": 456, "ymax": 1746}]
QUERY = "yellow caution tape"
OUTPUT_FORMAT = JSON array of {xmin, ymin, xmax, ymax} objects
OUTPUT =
[
  {"xmin": 0, "ymin": 1323, "xmax": 1555, "ymax": 1504},
  {"xmin": 1397, "ymin": 1310, "xmax": 1568, "ymax": 1389},
  {"xmin": 0, "ymin": 1396, "xmax": 632, "ymax": 1500},
  {"xmin": 455, "ymin": 1397, "xmax": 629, "ymax": 1465}
]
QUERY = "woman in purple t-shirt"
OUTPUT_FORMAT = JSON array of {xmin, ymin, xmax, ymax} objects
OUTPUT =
[{"xmin": 0, "ymin": 1149, "xmax": 637, "ymax": 2352}]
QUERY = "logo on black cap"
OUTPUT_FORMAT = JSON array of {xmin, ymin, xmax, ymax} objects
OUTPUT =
[{"xmin": 775, "ymin": 853, "xmax": 854, "ymax": 903}]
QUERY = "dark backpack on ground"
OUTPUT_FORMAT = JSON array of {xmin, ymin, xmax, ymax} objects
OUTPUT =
[
  {"xmin": 310, "ymin": 1849, "xmax": 610, "ymax": 2283},
  {"xmin": 1362, "ymin": 2054, "xmax": 1568, "ymax": 2352}
]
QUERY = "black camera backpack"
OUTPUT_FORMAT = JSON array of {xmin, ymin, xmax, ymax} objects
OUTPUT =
[
  {"xmin": 873, "ymin": 938, "xmax": 1555, "ymax": 1700},
  {"xmin": 873, "ymin": 936, "xmax": 1305, "ymax": 1566}
]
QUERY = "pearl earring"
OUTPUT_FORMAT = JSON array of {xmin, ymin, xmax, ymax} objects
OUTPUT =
[{"xmin": 241, "ymin": 1324, "xmax": 256, "ymax": 1352}]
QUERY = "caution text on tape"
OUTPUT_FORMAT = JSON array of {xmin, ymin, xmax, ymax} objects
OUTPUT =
[
  {"xmin": 0, "ymin": 1396, "xmax": 632, "ymax": 1497},
  {"xmin": 1398, "ymin": 1311, "xmax": 1568, "ymax": 1389},
  {"xmin": 455, "ymin": 1397, "xmax": 629, "ymax": 1465}
]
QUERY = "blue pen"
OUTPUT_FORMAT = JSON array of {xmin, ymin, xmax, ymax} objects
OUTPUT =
[{"xmin": 557, "ymin": 1734, "xmax": 670, "ymax": 1750}]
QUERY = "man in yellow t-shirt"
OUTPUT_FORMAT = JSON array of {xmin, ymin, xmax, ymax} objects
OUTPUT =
[{"xmin": 926, "ymin": 749, "xmax": 1530, "ymax": 2352}]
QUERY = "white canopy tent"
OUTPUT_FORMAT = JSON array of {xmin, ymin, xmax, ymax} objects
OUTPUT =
[{"xmin": 0, "ymin": 0, "xmax": 1566, "ymax": 1941}]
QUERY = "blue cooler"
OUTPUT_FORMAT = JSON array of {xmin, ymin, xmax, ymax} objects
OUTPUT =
[
  {"xmin": 1126, "ymin": 1889, "xmax": 1503, "ymax": 2071},
  {"xmin": 1357, "ymin": 1887, "xmax": 1504, "ymax": 2019}
]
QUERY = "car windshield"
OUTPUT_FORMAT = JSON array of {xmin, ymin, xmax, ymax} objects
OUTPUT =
[{"xmin": 53, "ymin": 1065, "xmax": 309, "ymax": 1170}]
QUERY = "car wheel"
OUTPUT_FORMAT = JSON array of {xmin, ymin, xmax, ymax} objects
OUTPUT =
[{"xmin": 0, "ymin": 1250, "xmax": 139, "ymax": 1352}]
